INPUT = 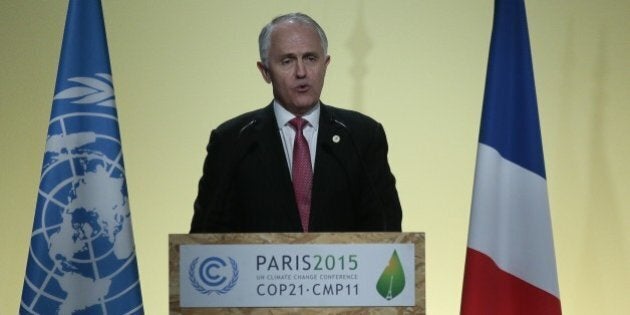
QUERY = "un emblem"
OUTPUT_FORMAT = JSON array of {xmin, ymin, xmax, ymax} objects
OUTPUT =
[
  {"xmin": 188, "ymin": 257, "xmax": 239, "ymax": 295},
  {"xmin": 21, "ymin": 73, "xmax": 143, "ymax": 314}
]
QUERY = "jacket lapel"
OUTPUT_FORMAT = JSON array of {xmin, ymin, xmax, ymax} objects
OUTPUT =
[
  {"xmin": 246, "ymin": 104, "xmax": 301, "ymax": 226},
  {"xmin": 311, "ymin": 105, "xmax": 354, "ymax": 226}
]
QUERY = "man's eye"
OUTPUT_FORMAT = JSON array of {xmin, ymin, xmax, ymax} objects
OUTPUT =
[{"xmin": 281, "ymin": 59, "xmax": 292, "ymax": 65}]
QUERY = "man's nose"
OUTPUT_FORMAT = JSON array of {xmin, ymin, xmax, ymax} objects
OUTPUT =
[{"xmin": 295, "ymin": 60, "xmax": 306, "ymax": 78}]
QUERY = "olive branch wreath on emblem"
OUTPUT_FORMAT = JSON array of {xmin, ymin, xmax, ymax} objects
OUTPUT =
[
  {"xmin": 188, "ymin": 257, "xmax": 239, "ymax": 295},
  {"xmin": 53, "ymin": 73, "xmax": 115, "ymax": 107}
]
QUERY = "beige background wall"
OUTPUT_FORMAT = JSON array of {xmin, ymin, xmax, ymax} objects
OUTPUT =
[{"xmin": 1, "ymin": 1, "xmax": 628, "ymax": 314}]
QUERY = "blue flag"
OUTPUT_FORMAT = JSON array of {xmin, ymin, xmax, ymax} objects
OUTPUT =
[{"xmin": 20, "ymin": 1, "xmax": 144, "ymax": 314}]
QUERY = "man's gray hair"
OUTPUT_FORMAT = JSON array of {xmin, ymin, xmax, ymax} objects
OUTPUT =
[{"xmin": 258, "ymin": 12, "xmax": 328, "ymax": 67}]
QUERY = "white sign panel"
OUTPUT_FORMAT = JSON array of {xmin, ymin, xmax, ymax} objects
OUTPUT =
[{"xmin": 179, "ymin": 244, "xmax": 415, "ymax": 308}]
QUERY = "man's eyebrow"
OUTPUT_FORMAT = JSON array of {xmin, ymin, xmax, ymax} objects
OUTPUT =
[
  {"xmin": 280, "ymin": 50, "xmax": 320, "ymax": 56},
  {"xmin": 274, "ymin": 51, "xmax": 321, "ymax": 61}
]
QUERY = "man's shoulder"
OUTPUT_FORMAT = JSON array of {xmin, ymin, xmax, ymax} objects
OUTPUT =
[
  {"xmin": 323, "ymin": 104, "xmax": 380, "ymax": 130},
  {"xmin": 214, "ymin": 106, "xmax": 269, "ymax": 135}
]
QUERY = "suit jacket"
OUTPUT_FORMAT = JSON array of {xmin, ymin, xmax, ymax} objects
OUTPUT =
[{"xmin": 190, "ymin": 103, "xmax": 402, "ymax": 233}]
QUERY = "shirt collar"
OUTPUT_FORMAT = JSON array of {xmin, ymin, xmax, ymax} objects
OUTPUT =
[{"xmin": 273, "ymin": 100, "xmax": 320, "ymax": 130}]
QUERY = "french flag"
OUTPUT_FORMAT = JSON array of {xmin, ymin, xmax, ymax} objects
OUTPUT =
[{"xmin": 460, "ymin": 0, "xmax": 562, "ymax": 314}]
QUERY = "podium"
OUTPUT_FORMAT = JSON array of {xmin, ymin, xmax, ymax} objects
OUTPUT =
[{"xmin": 169, "ymin": 232, "xmax": 424, "ymax": 314}]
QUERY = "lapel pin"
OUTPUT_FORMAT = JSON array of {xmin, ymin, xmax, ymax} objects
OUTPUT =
[{"xmin": 332, "ymin": 135, "xmax": 340, "ymax": 143}]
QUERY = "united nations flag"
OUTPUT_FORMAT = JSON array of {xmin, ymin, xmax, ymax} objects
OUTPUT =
[{"xmin": 20, "ymin": 1, "xmax": 144, "ymax": 314}]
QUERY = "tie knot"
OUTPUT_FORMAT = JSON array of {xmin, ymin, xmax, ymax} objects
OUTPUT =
[{"xmin": 289, "ymin": 117, "xmax": 307, "ymax": 131}]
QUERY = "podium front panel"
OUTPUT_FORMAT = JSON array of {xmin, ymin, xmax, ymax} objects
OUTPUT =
[{"xmin": 169, "ymin": 232, "xmax": 424, "ymax": 314}]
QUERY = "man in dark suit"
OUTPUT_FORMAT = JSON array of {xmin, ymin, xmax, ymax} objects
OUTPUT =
[{"xmin": 190, "ymin": 13, "xmax": 402, "ymax": 233}]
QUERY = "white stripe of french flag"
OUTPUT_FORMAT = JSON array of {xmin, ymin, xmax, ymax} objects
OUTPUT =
[{"xmin": 461, "ymin": 0, "xmax": 562, "ymax": 314}]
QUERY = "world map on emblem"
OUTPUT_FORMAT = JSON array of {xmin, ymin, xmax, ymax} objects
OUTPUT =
[{"xmin": 21, "ymin": 83, "xmax": 142, "ymax": 314}]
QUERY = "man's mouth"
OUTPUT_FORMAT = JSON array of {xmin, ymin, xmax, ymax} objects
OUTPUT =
[{"xmin": 295, "ymin": 84, "xmax": 310, "ymax": 93}]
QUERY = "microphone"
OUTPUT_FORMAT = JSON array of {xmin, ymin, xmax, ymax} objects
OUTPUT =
[{"xmin": 239, "ymin": 119, "xmax": 257, "ymax": 135}]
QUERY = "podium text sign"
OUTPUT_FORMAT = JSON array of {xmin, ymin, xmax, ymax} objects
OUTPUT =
[{"xmin": 169, "ymin": 232, "xmax": 424, "ymax": 314}]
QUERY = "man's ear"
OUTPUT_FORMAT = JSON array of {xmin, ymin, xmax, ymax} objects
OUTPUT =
[{"xmin": 257, "ymin": 61, "xmax": 272, "ymax": 84}]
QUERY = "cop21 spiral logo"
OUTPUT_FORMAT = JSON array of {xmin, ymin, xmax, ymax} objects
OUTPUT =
[{"xmin": 189, "ymin": 257, "xmax": 239, "ymax": 295}]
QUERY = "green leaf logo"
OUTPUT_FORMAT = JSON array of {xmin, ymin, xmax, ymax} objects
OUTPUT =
[{"xmin": 376, "ymin": 250, "xmax": 406, "ymax": 300}]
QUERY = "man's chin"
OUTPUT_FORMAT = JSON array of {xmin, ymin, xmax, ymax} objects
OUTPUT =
[{"xmin": 286, "ymin": 99, "xmax": 318, "ymax": 114}]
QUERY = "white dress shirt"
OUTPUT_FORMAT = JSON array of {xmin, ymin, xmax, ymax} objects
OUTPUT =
[{"xmin": 274, "ymin": 101, "xmax": 319, "ymax": 176}]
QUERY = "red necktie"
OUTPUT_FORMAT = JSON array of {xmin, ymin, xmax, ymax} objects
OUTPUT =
[{"xmin": 289, "ymin": 117, "xmax": 312, "ymax": 232}]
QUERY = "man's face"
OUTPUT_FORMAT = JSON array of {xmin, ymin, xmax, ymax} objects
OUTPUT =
[{"xmin": 257, "ymin": 21, "xmax": 330, "ymax": 116}]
